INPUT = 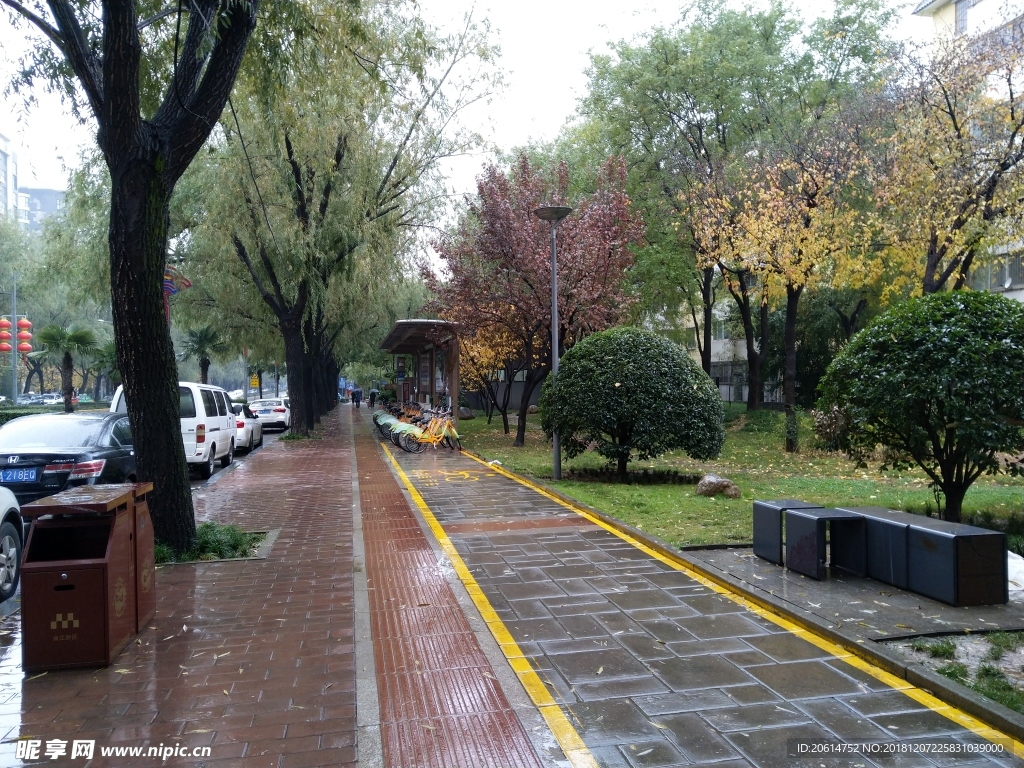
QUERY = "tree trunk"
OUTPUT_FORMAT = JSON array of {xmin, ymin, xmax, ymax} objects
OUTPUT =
[
  {"xmin": 721, "ymin": 265, "xmax": 766, "ymax": 411},
  {"xmin": 109, "ymin": 163, "xmax": 195, "ymax": 554},
  {"xmin": 281, "ymin": 319, "xmax": 308, "ymax": 436},
  {"xmin": 479, "ymin": 388, "xmax": 495, "ymax": 423},
  {"xmin": 617, "ymin": 453, "xmax": 628, "ymax": 483},
  {"xmin": 513, "ymin": 368, "xmax": 546, "ymax": 447},
  {"xmin": 942, "ymin": 484, "xmax": 964, "ymax": 524},
  {"xmin": 302, "ymin": 353, "xmax": 315, "ymax": 430},
  {"xmin": 700, "ymin": 266, "xmax": 714, "ymax": 375},
  {"xmin": 199, "ymin": 357, "xmax": 210, "ymax": 384},
  {"xmin": 93, "ymin": 373, "xmax": 103, "ymax": 403},
  {"xmin": 307, "ymin": 319, "xmax": 323, "ymax": 422},
  {"xmin": 23, "ymin": 358, "xmax": 42, "ymax": 395},
  {"xmin": 61, "ymin": 352, "xmax": 75, "ymax": 413},
  {"xmin": 783, "ymin": 283, "xmax": 804, "ymax": 453},
  {"xmin": 300, "ymin": 316, "xmax": 316, "ymax": 431},
  {"xmin": 311, "ymin": 363, "xmax": 324, "ymax": 423}
]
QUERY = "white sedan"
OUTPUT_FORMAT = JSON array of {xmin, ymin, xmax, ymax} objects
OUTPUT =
[
  {"xmin": 0, "ymin": 487, "xmax": 23, "ymax": 602},
  {"xmin": 232, "ymin": 403, "xmax": 264, "ymax": 452},
  {"xmin": 249, "ymin": 398, "xmax": 291, "ymax": 430}
]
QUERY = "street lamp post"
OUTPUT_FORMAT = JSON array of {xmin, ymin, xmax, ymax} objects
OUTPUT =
[{"xmin": 533, "ymin": 205, "xmax": 572, "ymax": 480}]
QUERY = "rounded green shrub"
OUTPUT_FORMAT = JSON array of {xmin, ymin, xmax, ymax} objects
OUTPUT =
[
  {"xmin": 818, "ymin": 290, "xmax": 1024, "ymax": 522},
  {"xmin": 540, "ymin": 327, "xmax": 724, "ymax": 481}
]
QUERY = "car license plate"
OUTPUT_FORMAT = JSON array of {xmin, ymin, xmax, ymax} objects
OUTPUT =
[
  {"xmin": 258, "ymin": 409, "xmax": 271, "ymax": 415},
  {"xmin": 1, "ymin": 467, "xmax": 37, "ymax": 483}
]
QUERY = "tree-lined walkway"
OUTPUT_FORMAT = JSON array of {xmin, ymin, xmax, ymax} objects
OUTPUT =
[{"xmin": 0, "ymin": 407, "xmax": 1020, "ymax": 767}]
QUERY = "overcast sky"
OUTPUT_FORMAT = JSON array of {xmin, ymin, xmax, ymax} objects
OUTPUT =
[{"xmin": 0, "ymin": 1, "xmax": 931, "ymax": 193}]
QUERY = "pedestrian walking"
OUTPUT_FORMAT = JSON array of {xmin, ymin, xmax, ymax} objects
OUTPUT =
[
  {"xmin": 369, "ymin": 387, "xmax": 379, "ymax": 408},
  {"xmin": 352, "ymin": 386, "xmax": 363, "ymax": 408}
]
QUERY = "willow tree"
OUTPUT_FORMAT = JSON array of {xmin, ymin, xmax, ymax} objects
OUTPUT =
[
  {"xmin": 0, "ymin": 0, "xmax": 270, "ymax": 552},
  {"xmin": 184, "ymin": 2, "xmax": 496, "ymax": 434}
]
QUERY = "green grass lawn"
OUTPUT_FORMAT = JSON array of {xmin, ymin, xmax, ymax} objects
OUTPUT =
[{"xmin": 456, "ymin": 404, "xmax": 1024, "ymax": 547}]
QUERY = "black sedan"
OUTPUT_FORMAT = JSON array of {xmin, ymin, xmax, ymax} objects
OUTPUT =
[{"xmin": 0, "ymin": 413, "xmax": 138, "ymax": 505}]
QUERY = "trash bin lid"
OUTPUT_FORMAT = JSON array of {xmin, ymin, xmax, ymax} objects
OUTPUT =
[
  {"xmin": 98, "ymin": 481, "xmax": 154, "ymax": 499},
  {"xmin": 22, "ymin": 485, "xmax": 135, "ymax": 520}
]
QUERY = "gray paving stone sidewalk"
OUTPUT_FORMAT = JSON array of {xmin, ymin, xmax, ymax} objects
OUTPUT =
[{"xmin": 382, "ymin": 439, "xmax": 1024, "ymax": 768}]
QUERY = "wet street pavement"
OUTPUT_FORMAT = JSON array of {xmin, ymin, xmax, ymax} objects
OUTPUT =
[
  {"xmin": 0, "ymin": 407, "xmax": 1020, "ymax": 766},
  {"xmin": 378, "ymin": 415, "xmax": 1024, "ymax": 768}
]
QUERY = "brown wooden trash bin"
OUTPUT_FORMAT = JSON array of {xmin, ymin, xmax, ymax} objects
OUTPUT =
[
  {"xmin": 101, "ymin": 483, "xmax": 156, "ymax": 632},
  {"xmin": 20, "ymin": 487, "xmax": 137, "ymax": 672}
]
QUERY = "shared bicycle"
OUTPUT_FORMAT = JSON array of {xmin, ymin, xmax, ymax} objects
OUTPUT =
[{"xmin": 372, "ymin": 403, "xmax": 462, "ymax": 453}]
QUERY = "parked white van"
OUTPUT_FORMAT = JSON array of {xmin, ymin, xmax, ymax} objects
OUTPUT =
[{"xmin": 109, "ymin": 382, "xmax": 236, "ymax": 479}]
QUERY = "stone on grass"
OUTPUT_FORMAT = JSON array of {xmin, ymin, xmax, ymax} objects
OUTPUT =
[
  {"xmin": 696, "ymin": 473, "xmax": 740, "ymax": 498},
  {"xmin": 458, "ymin": 406, "xmax": 475, "ymax": 419},
  {"xmin": 527, "ymin": 404, "xmax": 539, "ymax": 414}
]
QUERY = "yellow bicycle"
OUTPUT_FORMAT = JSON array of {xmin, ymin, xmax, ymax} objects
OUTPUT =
[{"xmin": 401, "ymin": 410, "xmax": 461, "ymax": 453}]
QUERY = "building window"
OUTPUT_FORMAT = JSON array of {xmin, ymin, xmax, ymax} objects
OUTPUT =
[
  {"xmin": 972, "ymin": 251, "xmax": 1024, "ymax": 292},
  {"xmin": 956, "ymin": 0, "xmax": 981, "ymax": 35}
]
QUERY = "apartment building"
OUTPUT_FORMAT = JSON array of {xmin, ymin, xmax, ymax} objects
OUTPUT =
[
  {"xmin": 0, "ymin": 132, "xmax": 24, "ymax": 224},
  {"xmin": 914, "ymin": 0, "xmax": 1023, "ymax": 37},
  {"xmin": 19, "ymin": 187, "xmax": 65, "ymax": 233}
]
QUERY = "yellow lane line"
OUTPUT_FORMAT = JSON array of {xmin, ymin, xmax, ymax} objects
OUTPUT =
[
  {"xmin": 463, "ymin": 451, "xmax": 1023, "ymax": 757},
  {"xmin": 380, "ymin": 444, "xmax": 599, "ymax": 768}
]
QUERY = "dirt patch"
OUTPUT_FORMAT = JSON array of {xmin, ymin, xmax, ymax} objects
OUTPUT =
[{"xmin": 884, "ymin": 632, "xmax": 1024, "ymax": 713}]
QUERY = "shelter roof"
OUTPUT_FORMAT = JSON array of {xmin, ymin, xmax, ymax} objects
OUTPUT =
[{"xmin": 380, "ymin": 319, "xmax": 456, "ymax": 354}]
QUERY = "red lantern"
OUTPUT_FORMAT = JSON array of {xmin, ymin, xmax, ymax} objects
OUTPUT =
[
  {"xmin": 0, "ymin": 331, "xmax": 10, "ymax": 343},
  {"xmin": 16, "ymin": 330, "xmax": 31, "ymax": 342},
  {"xmin": 0, "ymin": 343, "xmax": 10, "ymax": 353},
  {"xmin": 0, "ymin": 318, "xmax": 10, "ymax": 331},
  {"xmin": 17, "ymin": 342, "xmax": 32, "ymax": 353},
  {"xmin": 16, "ymin": 318, "xmax": 31, "ymax": 330}
]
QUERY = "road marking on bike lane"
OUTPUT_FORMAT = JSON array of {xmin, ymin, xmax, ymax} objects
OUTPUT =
[
  {"xmin": 461, "ymin": 450, "xmax": 1024, "ymax": 757},
  {"xmin": 380, "ymin": 443, "xmax": 600, "ymax": 768}
]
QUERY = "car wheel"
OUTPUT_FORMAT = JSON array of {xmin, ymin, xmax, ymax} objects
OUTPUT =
[
  {"xmin": 0, "ymin": 521, "xmax": 22, "ymax": 602},
  {"xmin": 199, "ymin": 448, "xmax": 215, "ymax": 479},
  {"xmin": 221, "ymin": 440, "xmax": 234, "ymax": 468}
]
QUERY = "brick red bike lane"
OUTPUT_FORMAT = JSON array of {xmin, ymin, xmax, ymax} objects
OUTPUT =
[
  {"xmin": 0, "ymin": 414, "xmax": 358, "ymax": 767},
  {"xmin": 352, "ymin": 409, "xmax": 548, "ymax": 768}
]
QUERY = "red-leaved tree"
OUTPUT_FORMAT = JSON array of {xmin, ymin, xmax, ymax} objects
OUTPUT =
[{"xmin": 426, "ymin": 154, "xmax": 644, "ymax": 446}]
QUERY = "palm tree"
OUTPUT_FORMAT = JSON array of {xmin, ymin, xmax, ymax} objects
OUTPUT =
[
  {"xmin": 180, "ymin": 326, "xmax": 229, "ymax": 384},
  {"xmin": 91, "ymin": 340, "xmax": 120, "ymax": 401},
  {"xmin": 33, "ymin": 325, "xmax": 98, "ymax": 413}
]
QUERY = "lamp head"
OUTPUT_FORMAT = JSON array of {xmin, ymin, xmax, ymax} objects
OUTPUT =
[{"xmin": 533, "ymin": 205, "xmax": 573, "ymax": 223}]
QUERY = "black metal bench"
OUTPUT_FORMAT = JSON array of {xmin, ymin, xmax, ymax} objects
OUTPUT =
[{"xmin": 753, "ymin": 500, "xmax": 1007, "ymax": 606}]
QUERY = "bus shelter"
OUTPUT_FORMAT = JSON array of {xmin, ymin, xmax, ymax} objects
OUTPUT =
[{"xmin": 380, "ymin": 319, "xmax": 460, "ymax": 423}]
